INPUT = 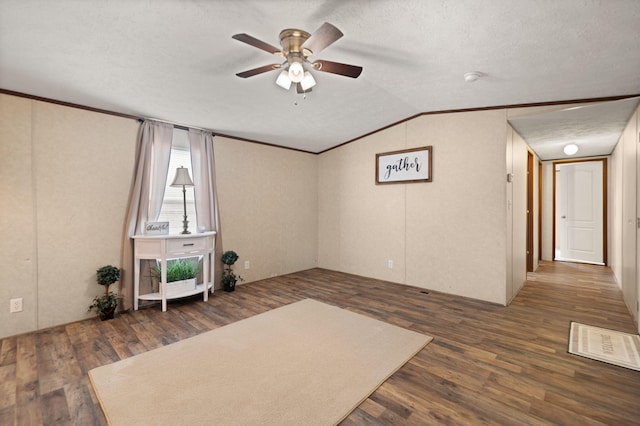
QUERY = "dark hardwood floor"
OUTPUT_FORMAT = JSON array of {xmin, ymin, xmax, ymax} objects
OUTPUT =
[{"xmin": 1, "ymin": 261, "xmax": 639, "ymax": 425}]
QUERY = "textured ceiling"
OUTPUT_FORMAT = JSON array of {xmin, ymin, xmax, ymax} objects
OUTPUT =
[
  {"xmin": 1, "ymin": 0, "xmax": 639, "ymax": 153},
  {"xmin": 509, "ymin": 97, "xmax": 640, "ymax": 161}
]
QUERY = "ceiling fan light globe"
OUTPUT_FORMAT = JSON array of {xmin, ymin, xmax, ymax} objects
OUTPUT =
[
  {"xmin": 276, "ymin": 70, "xmax": 292, "ymax": 90},
  {"xmin": 288, "ymin": 61, "xmax": 304, "ymax": 83},
  {"xmin": 300, "ymin": 71, "xmax": 316, "ymax": 91}
]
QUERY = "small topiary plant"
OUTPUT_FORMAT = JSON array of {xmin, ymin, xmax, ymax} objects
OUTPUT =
[
  {"xmin": 97, "ymin": 265, "xmax": 121, "ymax": 287},
  {"xmin": 89, "ymin": 265, "xmax": 120, "ymax": 320},
  {"xmin": 221, "ymin": 250, "xmax": 243, "ymax": 292}
]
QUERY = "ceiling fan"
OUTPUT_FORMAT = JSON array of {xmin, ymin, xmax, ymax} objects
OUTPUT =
[{"xmin": 232, "ymin": 22, "xmax": 363, "ymax": 93}]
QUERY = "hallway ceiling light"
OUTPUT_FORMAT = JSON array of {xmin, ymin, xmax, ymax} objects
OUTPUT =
[{"xmin": 563, "ymin": 144, "xmax": 579, "ymax": 155}]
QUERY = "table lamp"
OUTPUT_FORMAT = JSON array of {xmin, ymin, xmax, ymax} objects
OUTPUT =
[{"xmin": 170, "ymin": 166, "xmax": 194, "ymax": 234}]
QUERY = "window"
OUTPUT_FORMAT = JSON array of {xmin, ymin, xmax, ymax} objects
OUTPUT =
[{"xmin": 157, "ymin": 129, "xmax": 197, "ymax": 234}]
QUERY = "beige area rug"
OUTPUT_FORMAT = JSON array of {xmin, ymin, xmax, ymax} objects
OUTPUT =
[
  {"xmin": 89, "ymin": 299, "xmax": 432, "ymax": 425},
  {"xmin": 568, "ymin": 321, "xmax": 640, "ymax": 371}
]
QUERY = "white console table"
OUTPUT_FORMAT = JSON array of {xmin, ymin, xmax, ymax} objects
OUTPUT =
[{"xmin": 132, "ymin": 231, "xmax": 216, "ymax": 312}]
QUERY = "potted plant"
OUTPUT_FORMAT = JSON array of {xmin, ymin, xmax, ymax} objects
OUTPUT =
[
  {"xmin": 152, "ymin": 258, "xmax": 201, "ymax": 295},
  {"xmin": 221, "ymin": 250, "xmax": 243, "ymax": 292},
  {"xmin": 89, "ymin": 265, "xmax": 120, "ymax": 320}
]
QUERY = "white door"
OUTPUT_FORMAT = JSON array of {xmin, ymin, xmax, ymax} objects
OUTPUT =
[{"xmin": 555, "ymin": 161, "xmax": 604, "ymax": 265}]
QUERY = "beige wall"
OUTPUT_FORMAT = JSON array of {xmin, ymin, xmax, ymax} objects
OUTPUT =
[
  {"xmin": 318, "ymin": 110, "xmax": 510, "ymax": 305},
  {"xmin": 540, "ymin": 161, "xmax": 555, "ymax": 261},
  {"xmin": 1, "ymin": 95, "xmax": 37, "ymax": 336},
  {"xmin": 610, "ymin": 131, "xmax": 624, "ymax": 284},
  {"xmin": 506, "ymin": 127, "xmax": 530, "ymax": 301},
  {"xmin": 0, "ymin": 94, "xmax": 139, "ymax": 337},
  {"xmin": 318, "ymin": 124, "xmax": 406, "ymax": 284},
  {"xmin": 214, "ymin": 137, "xmax": 318, "ymax": 282},
  {"xmin": 611, "ymin": 104, "xmax": 639, "ymax": 327},
  {"xmin": 0, "ymin": 94, "xmax": 319, "ymax": 339}
]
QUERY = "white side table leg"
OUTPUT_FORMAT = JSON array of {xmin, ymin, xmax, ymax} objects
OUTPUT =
[{"xmin": 134, "ymin": 257, "xmax": 140, "ymax": 311}]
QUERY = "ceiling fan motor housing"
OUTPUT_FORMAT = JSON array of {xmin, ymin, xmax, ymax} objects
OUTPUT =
[{"xmin": 279, "ymin": 29, "xmax": 312, "ymax": 57}]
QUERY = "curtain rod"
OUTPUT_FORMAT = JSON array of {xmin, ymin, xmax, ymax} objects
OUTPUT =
[{"xmin": 137, "ymin": 117, "xmax": 213, "ymax": 133}]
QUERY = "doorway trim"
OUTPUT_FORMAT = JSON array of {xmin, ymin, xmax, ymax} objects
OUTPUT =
[
  {"xmin": 527, "ymin": 151, "xmax": 534, "ymax": 272},
  {"xmin": 538, "ymin": 160, "xmax": 543, "ymax": 262},
  {"xmin": 552, "ymin": 157, "xmax": 608, "ymax": 266}
]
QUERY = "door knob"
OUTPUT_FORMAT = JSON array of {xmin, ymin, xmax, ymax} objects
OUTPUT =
[{"xmin": 561, "ymin": 215, "xmax": 566, "ymax": 219}]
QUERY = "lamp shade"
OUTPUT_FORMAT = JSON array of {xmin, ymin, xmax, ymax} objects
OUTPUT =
[
  {"xmin": 288, "ymin": 60, "xmax": 304, "ymax": 83},
  {"xmin": 300, "ymin": 71, "xmax": 316, "ymax": 91},
  {"xmin": 170, "ymin": 166, "xmax": 194, "ymax": 187},
  {"xmin": 276, "ymin": 70, "xmax": 292, "ymax": 90}
]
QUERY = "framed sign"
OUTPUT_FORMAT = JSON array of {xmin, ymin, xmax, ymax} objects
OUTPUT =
[
  {"xmin": 376, "ymin": 146, "xmax": 432, "ymax": 184},
  {"xmin": 145, "ymin": 222, "xmax": 169, "ymax": 235}
]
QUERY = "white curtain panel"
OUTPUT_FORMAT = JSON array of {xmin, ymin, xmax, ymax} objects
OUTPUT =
[
  {"xmin": 188, "ymin": 129, "xmax": 217, "ymax": 231},
  {"xmin": 148, "ymin": 124, "xmax": 173, "ymax": 223},
  {"xmin": 120, "ymin": 120, "xmax": 173, "ymax": 310},
  {"xmin": 189, "ymin": 129, "xmax": 224, "ymax": 288}
]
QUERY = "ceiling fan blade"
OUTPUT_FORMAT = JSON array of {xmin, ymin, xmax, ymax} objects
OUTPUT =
[
  {"xmin": 296, "ymin": 83, "xmax": 312, "ymax": 94},
  {"xmin": 232, "ymin": 33, "xmax": 281, "ymax": 54},
  {"xmin": 313, "ymin": 60, "xmax": 362, "ymax": 78},
  {"xmin": 301, "ymin": 22, "xmax": 343, "ymax": 55},
  {"xmin": 236, "ymin": 64, "xmax": 280, "ymax": 78}
]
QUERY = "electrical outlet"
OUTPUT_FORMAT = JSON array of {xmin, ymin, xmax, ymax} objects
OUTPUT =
[
  {"xmin": 10, "ymin": 298, "xmax": 23, "ymax": 313},
  {"xmin": 388, "ymin": 260, "xmax": 393, "ymax": 269},
  {"xmin": 244, "ymin": 260, "xmax": 250, "ymax": 270}
]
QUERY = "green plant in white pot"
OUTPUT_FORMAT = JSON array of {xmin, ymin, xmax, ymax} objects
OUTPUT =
[
  {"xmin": 89, "ymin": 265, "xmax": 120, "ymax": 320},
  {"xmin": 152, "ymin": 258, "xmax": 201, "ymax": 295}
]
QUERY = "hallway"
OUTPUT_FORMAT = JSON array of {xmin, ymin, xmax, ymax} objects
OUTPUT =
[{"xmin": 524, "ymin": 260, "xmax": 637, "ymax": 336}]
